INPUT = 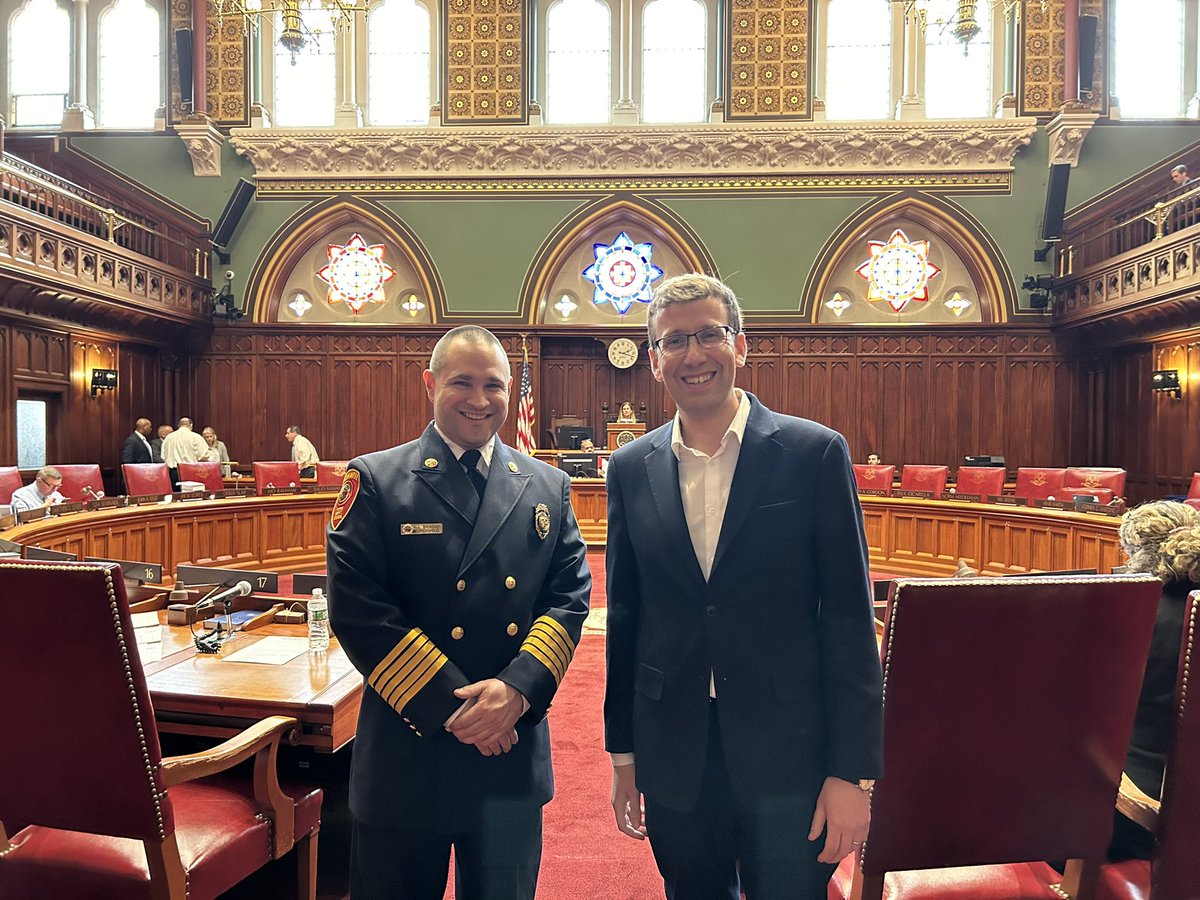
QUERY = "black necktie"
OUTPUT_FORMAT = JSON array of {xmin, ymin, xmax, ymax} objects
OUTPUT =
[{"xmin": 460, "ymin": 449, "xmax": 487, "ymax": 498}]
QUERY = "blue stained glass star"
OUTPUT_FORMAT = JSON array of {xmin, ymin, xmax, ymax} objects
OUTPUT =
[{"xmin": 581, "ymin": 231, "xmax": 664, "ymax": 315}]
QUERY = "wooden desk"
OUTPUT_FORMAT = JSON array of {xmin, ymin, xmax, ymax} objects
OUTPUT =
[{"xmin": 141, "ymin": 608, "xmax": 361, "ymax": 753}]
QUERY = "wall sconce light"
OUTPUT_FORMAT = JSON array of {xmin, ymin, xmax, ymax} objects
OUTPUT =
[
  {"xmin": 91, "ymin": 368, "xmax": 117, "ymax": 398},
  {"xmin": 1152, "ymin": 369, "xmax": 1182, "ymax": 399}
]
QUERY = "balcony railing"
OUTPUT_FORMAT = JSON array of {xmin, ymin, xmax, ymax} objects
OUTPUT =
[{"xmin": 0, "ymin": 153, "xmax": 209, "ymax": 278}]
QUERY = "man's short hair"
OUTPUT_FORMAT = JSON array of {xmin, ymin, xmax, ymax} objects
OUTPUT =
[
  {"xmin": 646, "ymin": 274, "xmax": 743, "ymax": 344},
  {"xmin": 1172, "ymin": 164, "xmax": 1188, "ymax": 176},
  {"xmin": 178, "ymin": 417, "xmax": 193, "ymax": 428},
  {"xmin": 135, "ymin": 417, "xmax": 151, "ymax": 429},
  {"xmin": 286, "ymin": 426, "xmax": 301, "ymax": 435},
  {"xmin": 429, "ymin": 325, "xmax": 509, "ymax": 375},
  {"xmin": 38, "ymin": 466, "xmax": 62, "ymax": 482}
]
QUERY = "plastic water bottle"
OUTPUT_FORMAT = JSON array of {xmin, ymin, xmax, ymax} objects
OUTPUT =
[{"xmin": 308, "ymin": 588, "xmax": 329, "ymax": 653}]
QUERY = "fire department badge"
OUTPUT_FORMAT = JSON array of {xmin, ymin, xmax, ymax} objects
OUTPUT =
[
  {"xmin": 534, "ymin": 503, "xmax": 550, "ymax": 540},
  {"xmin": 330, "ymin": 469, "xmax": 361, "ymax": 530}
]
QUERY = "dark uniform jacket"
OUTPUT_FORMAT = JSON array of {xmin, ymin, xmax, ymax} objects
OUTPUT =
[
  {"xmin": 603, "ymin": 393, "xmax": 883, "ymax": 813},
  {"xmin": 122, "ymin": 432, "xmax": 153, "ymax": 464},
  {"xmin": 327, "ymin": 424, "xmax": 590, "ymax": 830}
]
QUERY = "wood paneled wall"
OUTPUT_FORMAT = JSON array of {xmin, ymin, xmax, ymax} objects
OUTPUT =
[{"xmin": 186, "ymin": 324, "xmax": 1083, "ymax": 477}]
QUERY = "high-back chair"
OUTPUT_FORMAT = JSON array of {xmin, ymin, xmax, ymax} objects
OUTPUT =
[
  {"xmin": 1063, "ymin": 468, "xmax": 1127, "ymax": 503},
  {"xmin": 1098, "ymin": 593, "xmax": 1200, "ymax": 900},
  {"xmin": 853, "ymin": 464, "xmax": 896, "ymax": 496},
  {"xmin": 51, "ymin": 463, "xmax": 104, "ymax": 501},
  {"xmin": 1014, "ymin": 467, "xmax": 1068, "ymax": 501},
  {"xmin": 1186, "ymin": 472, "xmax": 1200, "ymax": 501},
  {"xmin": 0, "ymin": 560, "xmax": 322, "ymax": 899},
  {"xmin": 0, "ymin": 466, "xmax": 22, "ymax": 504},
  {"xmin": 253, "ymin": 461, "xmax": 302, "ymax": 495},
  {"xmin": 121, "ymin": 463, "xmax": 172, "ymax": 496},
  {"xmin": 899, "ymin": 464, "xmax": 949, "ymax": 498},
  {"xmin": 177, "ymin": 461, "xmax": 225, "ymax": 492},
  {"xmin": 829, "ymin": 574, "xmax": 1162, "ymax": 900},
  {"xmin": 315, "ymin": 461, "xmax": 349, "ymax": 486},
  {"xmin": 954, "ymin": 466, "xmax": 1006, "ymax": 499}
]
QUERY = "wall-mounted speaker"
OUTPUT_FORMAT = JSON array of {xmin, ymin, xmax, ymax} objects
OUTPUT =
[
  {"xmin": 1078, "ymin": 15, "xmax": 1099, "ymax": 97},
  {"xmin": 175, "ymin": 29, "xmax": 194, "ymax": 111},
  {"xmin": 1040, "ymin": 163, "xmax": 1071, "ymax": 243},
  {"xmin": 212, "ymin": 178, "xmax": 256, "ymax": 249}
]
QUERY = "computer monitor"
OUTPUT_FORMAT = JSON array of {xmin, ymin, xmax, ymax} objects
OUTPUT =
[
  {"xmin": 558, "ymin": 453, "xmax": 599, "ymax": 478},
  {"xmin": 556, "ymin": 425, "xmax": 594, "ymax": 450},
  {"xmin": 963, "ymin": 455, "xmax": 1006, "ymax": 468}
]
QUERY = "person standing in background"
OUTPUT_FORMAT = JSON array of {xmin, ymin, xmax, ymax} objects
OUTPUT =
[
  {"xmin": 122, "ymin": 418, "xmax": 154, "ymax": 464},
  {"xmin": 202, "ymin": 426, "xmax": 232, "ymax": 477},
  {"xmin": 150, "ymin": 424, "xmax": 172, "ymax": 463},
  {"xmin": 161, "ymin": 418, "xmax": 209, "ymax": 488},
  {"xmin": 286, "ymin": 426, "xmax": 320, "ymax": 479}
]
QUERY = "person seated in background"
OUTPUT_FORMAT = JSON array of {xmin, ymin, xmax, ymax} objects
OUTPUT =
[
  {"xmin": 615, "ymin": 401, "xmax": 637, "ymax": 423},
  {"xmin": 202, "ymin": 426, "xmax": 232, "ymax": 477},
  {"xmin": 9, "ymin": 466, "xmax": 65, "ymax": 514},
  {"xmin": 866, "ymin": 452, "xmax": 882, "ymax": 465},
  {"xmin": 1111, "ymin": 500, "xmax": 1200, "ymax": 860},
  {"xmin": 579, "ymin": 438, "xmax": 595, "ymax": 453}
]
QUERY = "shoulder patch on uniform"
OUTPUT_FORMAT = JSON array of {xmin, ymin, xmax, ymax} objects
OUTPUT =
[{"xmin": 330, "ymin": 468, "xmax": 361, "ymax": 530}]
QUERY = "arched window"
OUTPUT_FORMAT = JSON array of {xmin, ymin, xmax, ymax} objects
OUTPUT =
[
  {"xmin": 1113, "ymin": 0, "xmax": 1186, "ymax": 118},
  {"xmin": 642, "ymin": 0, "xmax": 706, "ymax": 123},
  {"xmin": 273, "ymin": 0, "xmax": 337, "ymax": 126},
  {"xmin": 823, "ymin": 0, "xmax": 892, "ymax": 119},
  {"xmin": 923, "ymin": 0, "xmax": 992, "ymax": 118},
  {"xmin": 545, "ymin": 0, "xmax": 611, "ymax": 124},
  {"xmin": 98, "ymin": 0, "xmax": 161, "ymax": 127},
  {"xmin": 366, "ymin": 0, "xmax": 432, "ymax": 125},
  {"xmin": 8, "ymin": 0, "xmax": 71, "ymax": 126}
]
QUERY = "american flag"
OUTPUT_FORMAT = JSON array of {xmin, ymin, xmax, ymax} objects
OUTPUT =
[{"xmin": 516, "ymin": 345, "xmax": 537, "ymax": 455}]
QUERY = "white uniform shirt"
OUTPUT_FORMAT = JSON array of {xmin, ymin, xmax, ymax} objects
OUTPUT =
[
  {"xmin": 162, "ymin": 427, "xmax": 210, "ymax": 470},
  {"xmin": 290, "ymin": 434, "xmax": 320, "ymax": 468}
]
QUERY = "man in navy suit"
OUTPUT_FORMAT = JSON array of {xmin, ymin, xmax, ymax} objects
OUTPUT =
[
  {"xmin": 328, "ymin": 325, "xmax": 590, "ymax": 899},
  {"xmin": 121, "ymin": 418, "xmax": 154, "ymax": 464},
  {"xmin": 604, "ymin": 274, "xmax": 883, "ymax": 899}
]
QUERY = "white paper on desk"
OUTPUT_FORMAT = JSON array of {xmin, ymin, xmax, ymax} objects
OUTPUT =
[
  {"xmin": 131, "ymin": 611, "xmax": 161, "ymax": 630},
  {"xmin": 135, "ymin": 630, "xmax": 163, "ymax": 661},
  {"xmin": 222, "ymin": 636, "xmax": 309, "ymax": 665}
]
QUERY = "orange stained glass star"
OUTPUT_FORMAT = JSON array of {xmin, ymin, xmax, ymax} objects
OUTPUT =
[
  {"xmin": 317, "ymin": 233, "xmax": 397, "ymax": 314},
  {"xmin": 855, "ymin": 228, "xmax": 941, "ymax": 313}
]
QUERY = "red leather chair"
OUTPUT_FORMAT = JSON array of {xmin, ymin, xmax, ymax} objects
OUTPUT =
[
  {"xmin": 829, "ymin": 574, "xmax": 1162, "ymax": 900},
  {"xmin": 253, "ymin": 461, "xmax": 301, "ymax": 495},
  {"xmin": 1014, "ymin": 467, "xmax": 1067, "ymax": 501},
  {"xmin": 121, "ymin": 463, "xmax": 172, "ymax": 496},
  {"xmin": 51, "ymin": 463, "xmax": 104, "ymax": 501},
  {"xmin": 1185, "ymin": 499, "xmax": 1200, "ymax": 512},
  {"xmin": 954, "ymin": 466, "xmax": 1006, "ymax": 499},
  {"xmin": 315, "ymin": 461, "xmax": 349, "ymax": 486},
  {"xmin": 0, "ymin": 466, "xmax": 22, "ymax": 504},
  {"xmin": 854, "ymin": 464, "xmax": 896, "ymax": 496},
  {"xmin": 1187, "ymin": 472, "xmax": 1200, "ymax": 501},
  {"xmin": 1098, "ymin": 594, "xmax": 1200, "ymax": 900},
  {"xmin": 899, "ymin": 465, "xmax": 949, "ymax": 499},
  {"xmin": 0, "ymin": 560, "xmax": 322, "ymax": 900},
  {"xmin": 177, "ymin": 461, "xmax": 225, "ymax": 492},
  {"xmin": 1064, "ymin": 467, "xmax": 1126, "ymax": 498}
]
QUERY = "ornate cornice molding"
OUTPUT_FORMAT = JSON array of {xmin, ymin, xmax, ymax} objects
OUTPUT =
[
  {"xmin": 1046, "ymin": 106, "xmax": 1099, "ymax": 167},
  {"xmin": 177, "ymin": 115, "xmax": 225, "ymax": 177},
  {"xmin": 229, "ymin": 120, "xmax": 1038, "ymax": 194}
]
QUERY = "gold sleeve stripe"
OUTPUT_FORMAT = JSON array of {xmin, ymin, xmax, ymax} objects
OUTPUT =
[
  {"xmin": 520, "ymin": 616, "xmax": 576, "ymax": 685},
  {"xmin": 369, "ymin": 629, "xmax": 449, "ymax": 714}
]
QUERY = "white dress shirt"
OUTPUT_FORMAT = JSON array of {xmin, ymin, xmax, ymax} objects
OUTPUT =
[
  {"xmin": 290, "ymin": 434, "xmax": 320, "ymax": 468},
  {"xmin": 9, "ymin": 482, "xmax": 65, "ymax": 514},
  {"xmin": 162, "ymin": 427, "xmax": 210, "ymax": 470}
]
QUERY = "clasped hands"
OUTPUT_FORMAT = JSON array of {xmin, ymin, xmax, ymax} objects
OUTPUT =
[{"xmin": 446, "ymin": 678, "xmax": 524, "ymax": 756}]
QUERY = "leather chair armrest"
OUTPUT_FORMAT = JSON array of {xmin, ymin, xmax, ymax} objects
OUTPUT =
[
  {"xmin": 1115, "ymin": 771, "xmax": 1160, "ymax": 833},
  {"xmin": 160, "ymin": 714, "xmax": 298, "ymax": 855}
]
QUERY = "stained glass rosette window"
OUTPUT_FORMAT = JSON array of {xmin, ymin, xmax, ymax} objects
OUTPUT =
[
  {"xmin": 317, "ymin": 233, "xmax": 397, "ymax": 314},
  {"xmin": 582, "ymin": 231, "xmax": 664, "ymax": 315},
  {"xmin": 855, "ymin": 228, "xmax": 940, "ymax": 313}
]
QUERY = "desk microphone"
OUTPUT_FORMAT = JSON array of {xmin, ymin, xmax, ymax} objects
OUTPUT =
[
  {"xmin": 196, "ymin": 580, "xmax": 253, "ymax": 610},
  {"xmin": 81, "ymin": 485, "xmax": 105, "ymax": 500}
]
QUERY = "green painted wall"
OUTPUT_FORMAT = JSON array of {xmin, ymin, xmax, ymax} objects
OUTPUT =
[{"xmin": 68, "ymin": 123, "xmax": 1198, "ymax": 320}]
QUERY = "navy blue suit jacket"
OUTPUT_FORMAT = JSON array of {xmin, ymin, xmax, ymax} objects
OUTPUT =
[
  {"xmin": 327, "ymin": 424, "xmax": 590, "ymax": 830},
  {"xmin": 603, "ymin": 393, "xmax": 883, "ymax": 812}
]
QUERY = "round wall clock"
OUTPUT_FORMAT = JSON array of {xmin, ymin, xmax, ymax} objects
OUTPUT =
[{"xmin": 607, "ymin": 337, "xmax": 640, "ymax": 369}]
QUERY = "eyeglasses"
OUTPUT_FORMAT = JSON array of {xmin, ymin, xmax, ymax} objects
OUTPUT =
[
  {"xmin": 37, "ymin": 476, "xmax": 62, "ymax": 489},
  {"xmin": 652, "ymin": 325, "xmax": 737, "ymax": 357}
]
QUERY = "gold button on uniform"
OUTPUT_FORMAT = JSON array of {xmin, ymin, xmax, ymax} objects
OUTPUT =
[
  {"xmin": 505, "ymin": 576, "xmax": 516, "ymax": 590},
  {"xmin": 451, "ymin": 626, "xmax": 464, "ymax": 640},
  {"xmin": 424, "ymin": 458, "xmax": 438, "ymax": 469},
  {"xmin": 506, "ymin": 623, "xmax": 518, "ymax": 636},
  {"xmin": 456, "ymin": 579, "xmax": 466, "ymax": 592}
]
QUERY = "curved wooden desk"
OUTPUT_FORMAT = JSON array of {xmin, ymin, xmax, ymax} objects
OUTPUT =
[{"xmin": 1, "ymin": 492, "xmax": 333, "ymax": 578}]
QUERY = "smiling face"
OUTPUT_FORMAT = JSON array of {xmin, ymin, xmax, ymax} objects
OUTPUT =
[
  {"xmin": 649, "ymin": 295, "xmax": 747, "ymax": 425},
  {"xmin": 423, "ymin": 336, "xmax": 512, "ymax": 450}
]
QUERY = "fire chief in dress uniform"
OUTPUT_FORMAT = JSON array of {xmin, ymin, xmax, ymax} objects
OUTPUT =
[
  {"xmin": 604, "ymin": 275, "xmax": 883, "ymax": 899},
  {"xmin": 327, "ymin": 325, "xmax": 591, "ymax": 900}
]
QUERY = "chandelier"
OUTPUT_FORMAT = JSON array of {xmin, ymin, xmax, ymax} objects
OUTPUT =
[
  {"xmin": 892, "ymin": 0, "xmax": 1046, "ymax": 51},
  {"xmin": 211, "ymin": 0, "xmax": 361, "ymax": 63}
]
